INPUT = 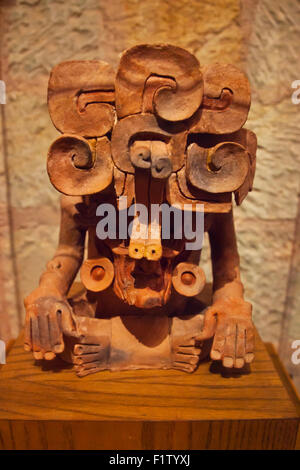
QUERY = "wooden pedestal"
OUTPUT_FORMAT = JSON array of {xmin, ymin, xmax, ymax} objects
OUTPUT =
[{"xmin": 0, "ymin": 330, "xmax": 299, "ymax": 450}]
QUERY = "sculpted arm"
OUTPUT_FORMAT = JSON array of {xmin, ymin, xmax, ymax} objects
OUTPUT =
[
  {"xmin": 210, "ymin": 210, "xmax": 244, "ymax": 300},
  {"xmin": 197, "ymin": 210, "xmax": 255, "ymax": 368},
  {"xmin": 24, "ymin": 195, "xmax": 86, "ymax": 359}
]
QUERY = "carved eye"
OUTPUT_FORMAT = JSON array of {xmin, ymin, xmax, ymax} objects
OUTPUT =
[
  {"xmin": 130, "ymin": 145, "xmax": 151, "ymax": 169},
  {"xmin": 186, "ymin": 142, "xmax": 249, "ymax": 194}
]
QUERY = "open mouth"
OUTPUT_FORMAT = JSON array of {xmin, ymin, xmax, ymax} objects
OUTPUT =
[
  {"xmin": 132, "ymin": 257, "xmax": 170, "ymax": 291},
  {"xmin": 112, "ymin": 251, "xmax": 174, "ymax": 309}
]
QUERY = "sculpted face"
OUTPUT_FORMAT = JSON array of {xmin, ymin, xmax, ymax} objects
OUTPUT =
[
  {"xmin": 111, "ymin": 251, "xmax": 175, "ymax": 309},
  {"xmin": 103, "ymin": 138, "xmax": 180, "ymax": 309}
]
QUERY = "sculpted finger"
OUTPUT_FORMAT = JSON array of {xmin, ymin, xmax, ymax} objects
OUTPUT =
[
  {"xmin": 222, "ymin": 323, "xmax": 236, "ymax": 368},
  {"xmin": 38, "ymin": 314, "xmax": 56, "ymax": 360},
  {"xmin": 75, "ymin": 361, "xmax": 103, "ymax": 372},
  {"xmin": 73, "ymin": 352, "xmax": 106, "ymax": 365},
  {"xmin": 211, "ymin": 322, "xmax": 227, "ymax": 360},
  {"xmin": 177, "ymin": 346, "xmax": 201, "ymax": 355},
  {"xmin": 245, "ymin": 326, "xmax": 255, "ymax": 363},
  {"xmin": 74, "ymin": 344, "xmax": 103, "ymax": 355},
  {"xmin": 76, "ymin": 364, "xmax": 106, "ymax": 377},
  {"xmin": 24, "ymin": 314, "xmax": 32, "ymax": 351},
  {"xmin": 173, "ymin": 361, "xmax": 196, "ymax": 373},
  {"xmin": 173, "ymin": 353, "xmax": 199, "ymax": 365},
  {"xmin": 24, "ymin": 305, "xmax": 37, "ymax": 351},
  {"xmin": 31, "ymin": 314, "xmax": 43, "ymax": 360},
  {"xmin": 37, "ymin": 314, "xmax": 51, "ymax": 356},
  {"xmin": 235, "ymin": 323, "xmax": 246, "ymax": 368},
  {"xmin": 196, "ymin": 306, "xmax": 218, "ymax": 341},
  {"xmin": 49, "ymin": 310, "xmax": 64, "ymax": 354},
  {"xmin": 57, "ymin": 303, "xmax": 76, "ymax": 334}
]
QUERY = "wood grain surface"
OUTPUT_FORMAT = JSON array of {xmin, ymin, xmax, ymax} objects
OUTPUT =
[{"xmin": 0, "ymin": 330, "xmax": 299, "ymax": 450}]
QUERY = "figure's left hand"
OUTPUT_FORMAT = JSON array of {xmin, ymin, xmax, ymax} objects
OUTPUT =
[{"xmin": 195, "ymin": 297, "xmax": 254, "ymax": 368}]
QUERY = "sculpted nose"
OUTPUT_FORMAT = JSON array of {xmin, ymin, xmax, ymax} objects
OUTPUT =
[
  {"xmin": 151, "ymin": 156, "xmax": 172, "ymax": 179},
  {"xmin": 130, "ymin": 145, "xmax": 151, "ymax": 169},
  {"xmin": 130, "ymin": 140, "xmax": 172, "ymax": 179},
  {"xmin": 150, "ymin": 140, "xmax": 172, "ymax": 179}
]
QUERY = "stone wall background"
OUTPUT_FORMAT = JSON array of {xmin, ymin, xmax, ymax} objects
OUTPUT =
[{"xmin": 0, "ymin": 0, "xmax": 299, "ymax": 389}]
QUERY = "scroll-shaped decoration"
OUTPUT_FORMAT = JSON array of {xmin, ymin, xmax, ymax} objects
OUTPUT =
[
  {"xmin": 234, "ymin": 129, "xmax": 257, "ymax": 205},
  {"xmin": 176, "ymin": 167, "xmax": 232, "ymax": 203},
  {"xmin": 166, "ymin": 172, "xmax": 232, "ymax": 214},
  {"xmin": 191, "ymin": 63, "xmax": 251, "ymax": 134},
  {"xmin": 115, "ymin": 44, "xmax": 203, "ymax": 121},
  {"xmin": 172, "ymin": 262, "xmax": 206, "ymax": 297},
  {"xmin": 186, "ymin": 141, "xmax": 250, "ymax": 194},
  {"xmin": 111, "ymin": 113, "xmax": 187, "ymax": 174},
  {"xmin": 47, "ymin": 135, "xmax": 113, "ymax": 196},
  {"xmin": 80, "ymin": 257, "xmax": 114, "ymax": 292},
  {"xmin": 48, "ymin": 61, "xmax": 116, "ymax": 138}
]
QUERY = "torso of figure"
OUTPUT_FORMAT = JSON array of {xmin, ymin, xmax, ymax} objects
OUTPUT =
[{"xmin": 73, "ymin": 190, "xmax": 215, "ymax": 318}]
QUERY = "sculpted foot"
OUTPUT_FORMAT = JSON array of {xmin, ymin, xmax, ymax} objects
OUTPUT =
[
  {"xmin": 73, "ymin": 343, "xmax": 109, "ymax": 377},
  {"xmin": 170, "ymin": 313, "xmax": 208, "ymax": 373},
  {"xmin": 62, "ymin": 316, "xmax": 111, "ymax": 377},
  {"xmin": 171, "ymin": 336, "xmax": 201, "ymax": 373}
]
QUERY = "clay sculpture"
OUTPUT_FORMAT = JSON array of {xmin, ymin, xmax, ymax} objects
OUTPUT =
[{"xmin": 24, "ymin": 45, "xmax": 256, "ymax": 377}]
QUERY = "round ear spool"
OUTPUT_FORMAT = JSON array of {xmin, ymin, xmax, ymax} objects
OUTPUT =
[
  {"xmin": 48, "ymin": 60, "xmax": 116, "ymax": 138},
  {"xmin": 186, "ymin": 141, "xmax": 250, "ymax": 194},
  {"xmin": 80, "ymin": 257, "xmax": 114, "ymax": 292},
  {"xmin": 191, "ymin": 63, "xmax": 251, "ymax": 134},
  {"xmin": 172, "ymin": 262, "xmax": 206, "ymax": 297},
  {"xmin": 115, "ymin": 44, "xmax": 203, "ymax": 122},
  {"xmin": 47, "ymin": 134, "xmax": 113, "ymax": 196}
]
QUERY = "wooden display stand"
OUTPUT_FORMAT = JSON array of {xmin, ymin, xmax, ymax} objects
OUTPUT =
[{"xmin": 0, "ymin": 329, "xmax": 299, "ymax": 450}]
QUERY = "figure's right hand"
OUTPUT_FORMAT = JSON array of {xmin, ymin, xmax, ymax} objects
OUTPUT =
[{"xmin": 24, "ymin": 289, "xmax": 77, "ymax": 360}]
